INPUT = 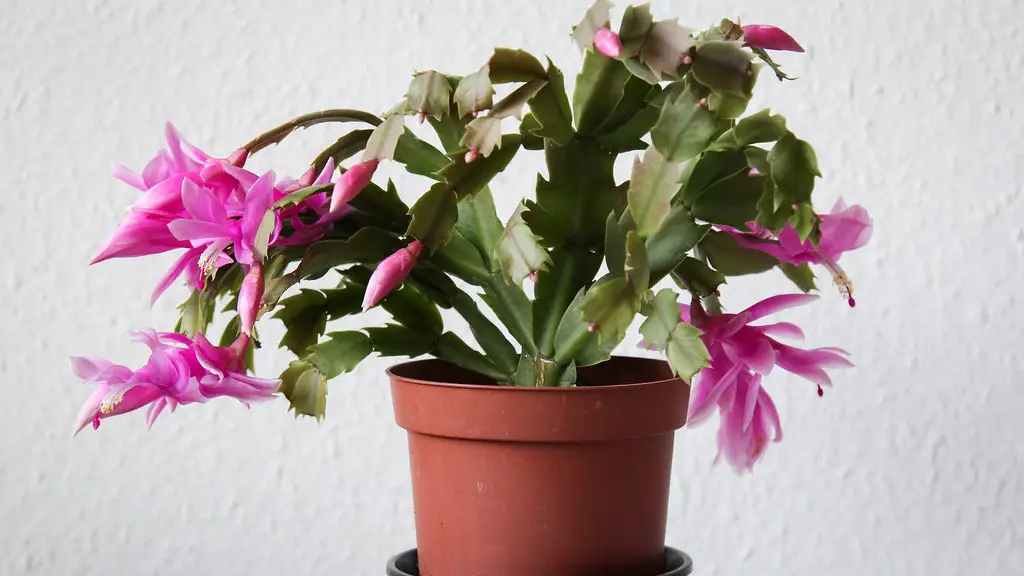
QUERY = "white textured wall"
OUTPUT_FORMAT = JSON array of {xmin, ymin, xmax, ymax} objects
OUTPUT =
[{"xmin": 2, "ymin": 0, "xmax": 1022, "ymax": 574}]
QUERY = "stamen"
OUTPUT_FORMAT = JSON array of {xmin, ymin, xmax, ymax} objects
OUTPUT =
[
  {"xmin": 817, "ymin": 253, "xmax": 855, "ymax": 307},
  {"xmin": 99, "ymin": 388, "xmax": 128, "ymax": 414},
  {"xmin": 817, "ymin": 385, "xmax": 824, "ymax": 397}
]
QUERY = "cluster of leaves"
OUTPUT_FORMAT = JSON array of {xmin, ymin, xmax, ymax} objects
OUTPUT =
[{"xmin": 196, "ymin": 2, "xmax": 826, "ymax": 418}]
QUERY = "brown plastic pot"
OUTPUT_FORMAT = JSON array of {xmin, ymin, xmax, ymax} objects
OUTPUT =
[{"xmin": 388, "ymin": 356, "xmax": 689, "ymax": 576}]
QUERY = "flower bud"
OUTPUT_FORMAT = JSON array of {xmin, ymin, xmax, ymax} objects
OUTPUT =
[
  {"xmin": 741, "ymin": 24, "xmax": 805, "ymax": 52},
  {"xmin": 362, "ymin": 240, "xmax": 424, "ymax": 311},
  {"xmin": 238, "ymin": 262, "xmax": 264, "ymax": 336},
  {"xmin": 593, "ymin": 27, "xmax": 623, "ymax": 58},
  {"xmin": 329, "ymin": 159, "xmax": 379, "ymax": 214}
]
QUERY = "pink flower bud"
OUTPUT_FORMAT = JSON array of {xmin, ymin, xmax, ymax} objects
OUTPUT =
[
  {"xmin": 741, "ymin": 24, "xmax": 805, "ymax": 53},
  {"xmin": 362, "ymin": 240, "xmax": 424, "ymax": 312},
  {"xmin": 464, "ymin": 148, "xmax": 479, "ymax": 163},
  {"xmin": 329, "ymin": 159, "xmax": 379, "ymax": 214},
  {"xmin": 593, "ymin": 27, "xmax": 623, "ymax": 59},
  {"xmin": 227, "ymin": 149, "xmax": 248, "ymax": 167},
  {"xmin": 238, "ymin": 262, "xmax": 264, "ymax": 336},
  {"xmin": 297, "ymin": 165, "xmax": 318, "ymax": 188}
]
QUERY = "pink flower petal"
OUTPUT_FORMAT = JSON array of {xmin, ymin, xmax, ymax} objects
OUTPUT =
[
  {"xmin": 167, "ymin": 219, "xmax": 232, "ymax": 243},
  {"xmin": 741, "ymin": 374, "xmax": 762, "ymax": 432},
  {"xmin": 687, "ymin": 360, "xmax": 743, "ymax": 426},
  {"xmin": 150, "ymin": 247, "xmax": 203, "ymax": 306},
  {"xmin": 738, "ymin": 294, "xmax": 819, "ymax": 323},
  {"xmin": 180, "ymin": 179, "xmax": 226, "ymax": 222},
  {"xmin": 313, "ymin": 159, "xmax": 336, "ymax": 186},
  {"xmin": 752, "ymin": 321, "xmax": 805, "ymax": 340},
  {"xmin": 722, "ymin": 330, "xmax": 776, "ymax": 375},
  {"xmin": 111, "ymin": 164, "xmax": 147, "ymax": 190},
  {"xmin": 772, "ymin": 344, "xmax": 854, "ymax": 387},
  {"xmin": 70, "ymin": 357, "xmax": 116, "ymax": 381},
  {"xmin": 145, "ymin": 397, "xmax": 169, "ymax": 429},
  {"xmin": 72, "ymin": 385, "xmax": 109, "ymax": 436}
]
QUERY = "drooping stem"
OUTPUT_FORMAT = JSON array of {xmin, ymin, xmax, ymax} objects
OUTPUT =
[
  {"xmin": 241, "ymin": 109, "xmax": 382, "ymax": 155},
  {"xmin": 311, "ymin": 129, "xmax": 374, "ymax": 173}
]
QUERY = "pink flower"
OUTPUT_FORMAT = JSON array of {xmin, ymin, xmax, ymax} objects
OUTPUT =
[
  {"xmin": 93, "ymin": 124, "xmax": 279, "ymax": 304},
  {"xmin": 329, "ymin": 159, "xmax": 379, "ymax": 214},
  {"xmin": 71, "ymin": 331, "xmax": 278, "ymax": 435},
  {"xmin": 715, "ymin": 372, "xmax": 782, "ymax": 473},
  {"xmin": 94, "ymin": 123, "xmax": 257, "ymax": 265},
  {"xmin": 733, "ymin": 200, "xmax": 872, "ymax": 266},
  {"xmin": 167, "ymin": 171, "xmax": 278, "ymax": 265},
  {"xmin": 152, "ymin": 171, "xmax": 279, "ymax": 303},
  {"xmin": 238, "ymin": 262, "xmax": 264, "ymax": 336},
  {"xmin": 683, "ymin": 294, "xmax": 853, "ymax": 471},
  {"xmin": 362, "ymin": 240, "xmax": 424, "ymax": 311},
  {"xmin": 593, "ymin": 27, "xmax": 623, "ymax": 58},
  {"xmin": 723, "ymin": 200, "xmax": 872, "ymax": 307},
  {"xmin": 741, "ymin": 24, "xmax": 805, "ymax": 52}
]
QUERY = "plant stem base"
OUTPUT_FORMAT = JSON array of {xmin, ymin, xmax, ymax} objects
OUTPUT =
[{"xmin": 385, "ymin": 547, "xmax": 694, "ymax": 576}]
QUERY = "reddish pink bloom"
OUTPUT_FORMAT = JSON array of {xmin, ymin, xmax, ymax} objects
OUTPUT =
[
  {"xmin": 238, "ymin": 262, "xmax": 264, "ymax": 336},
  {"xmin": 329, "ymin": 159, "xmax": 379, "ymax": 214},
  {"xmin": 722, "ymin": 200, "xmax": 871, "ymax": 306},
  {"xmin": 683, "ymin": 294, "xmax": 852, "ymax": 471},
  {"xmin": 715, "ymin": 371, "xmax": 782, "ymax": 473},
  {"xmin": 729, "ymin": 200, "xmax": 872, "ymax": 266},
  {"xmin": 593, "ymin": 27, "xmax": 623, "ymax": 58},
  {"xmin": 71, "ymin": 330, "xmax": 278, "ymax": 435},
  {"xmin": 741, "ymin": 24, "xmax": 805, "ymax": 52},
  {"xmin": 94, "ymin": 124, "xmax": 281, "ymax": 304},
  {"xmin": 362, "ymin": 240, "xmax": 424, "ymax": 311},
  {"xmin": 156, "ymin": 171, "xmax": 279, "ymax": 303},
  {"xmin": 94, "ymin": 123, "xmax": 257, "ymax": 265}
]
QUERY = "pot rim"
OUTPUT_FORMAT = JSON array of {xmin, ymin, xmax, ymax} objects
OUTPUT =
[
  {"xmin": 386, "ymin": 356, "xmax": 679, "ymax": 392},
  {"xmin": 389, "ymin": 356, "xmax": 689, "ymax": 442}
]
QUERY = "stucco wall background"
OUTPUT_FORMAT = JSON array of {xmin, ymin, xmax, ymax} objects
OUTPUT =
[{"xmin": 2, "ymin": 0, "xmax": 1022, "ymax": 574}]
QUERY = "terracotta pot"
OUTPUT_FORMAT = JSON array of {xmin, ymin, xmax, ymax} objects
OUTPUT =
[{"xmin": 388, "ymin": 356, "xmax": 689, "ymax": 576}]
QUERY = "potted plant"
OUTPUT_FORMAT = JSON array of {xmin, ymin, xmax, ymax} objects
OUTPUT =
[{"xmin": 71, "ymin": 2, "xmax": 872, "ymax": 575}]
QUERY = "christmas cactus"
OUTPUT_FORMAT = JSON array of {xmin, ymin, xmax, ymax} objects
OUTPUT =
[{"xmin": 73, "ymin": 1, "xmax": 871, "ymax": 472}]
